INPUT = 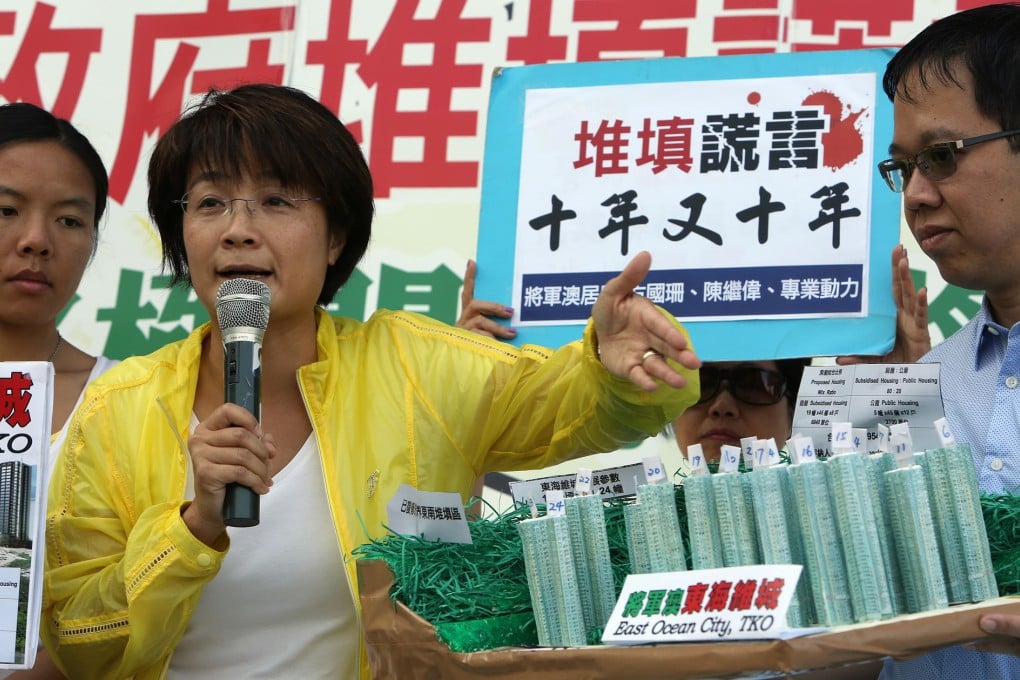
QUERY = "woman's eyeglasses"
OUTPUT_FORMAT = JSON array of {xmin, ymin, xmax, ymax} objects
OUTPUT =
[
  {"xmin": 696, "ymin": 366, "xmax": 787, "ymax": 406},
  {"xmin": 172, "ymin": 192, "xmax": 321, "ymax": 223},
  {"xmin": 877, "ymin": 128, "xmax": 1020, "ymax": 193}
]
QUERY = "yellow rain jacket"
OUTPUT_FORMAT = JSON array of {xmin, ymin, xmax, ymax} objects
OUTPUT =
[{"xmin": 44, "ymin": 307, "xmax": 697, "ymax": 679}]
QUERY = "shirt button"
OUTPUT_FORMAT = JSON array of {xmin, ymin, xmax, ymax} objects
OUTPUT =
[
  {"xmin": 197, "ymin": 553, "xmax": 212, "ymax": 568},
  {"xmin": 1007, "ymin": 376, "xmax": 1019, "ymax": 389},
  {"xmin": 991, "ymin": 458, "xmax": 1004, "ymax": 472}
]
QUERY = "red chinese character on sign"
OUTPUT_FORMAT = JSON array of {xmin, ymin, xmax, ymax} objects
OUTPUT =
[
  {"xmin": 573, "ymin": 0, "xmax": 696, "ymax": 61},
  {"xmin": 574, "ymin": 120, "xmax": 631, "ymax": 176},
  {"xmin": 304, "ymin": 2, "xmax": 367, "ymax": 142},
  {"xmin": 792, "ymin": 0, "xmax": 914, "ymax": 37},
  {"xmin": 705, "ymin": 580, "xmax": 734, "ymax": 612},
  {"xmin": 0, "ymin": 372, "xmax": 33, "ymax": 428},
  {"xmin": 108, "ymin": 0, "xmax": 293, "ymax": 202},
  {"xmin": 506, "ymin": 0, "xmax": 568, "ymax": 65},
  {"xmin": 728, "ymin": 579, "xmax": 758, "ymax": 611},
  {"xmin": 713, "ymin": 1, "xmax": 782, "ymax": 56},
  {"xmin": 636, "ymin": 116, "xmax": 695, "ymax": 173},
  {"xmin": 352, "ymin": 1, "xmax": 490, "ymax": 198},
  {"xmin": 791, "ymin": 1, "xmax": 914, "ymax": 50},
  {"xmin": 0, "ymin": 3, "xmax": 101, "ymax": 119},
  {"xmin": 681, "ymin": 582, "xmax": 709, "ymax": 614},
  {"xmin": 754, "ymin": 577, "xmax": 786, "ymax": 610}
]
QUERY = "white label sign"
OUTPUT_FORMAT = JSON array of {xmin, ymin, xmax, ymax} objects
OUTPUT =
[
  {"xmin": 603, "ymin": 564, "xmax": 805, "ymax": 645},
  {"xmin": 385, "ymin": 485, "xmax": 472, "ymax": 544},
  {"xmin": 792, "ymin": 363, "xmax": 944, "ymax": 457},
  {"xmin": 509, "ymin": 462, "xmax": 644, "ymax": 506}
]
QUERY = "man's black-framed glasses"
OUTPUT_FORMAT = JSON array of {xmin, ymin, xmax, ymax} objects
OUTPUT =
[
  {"xmin": 696, "ymin": 366, "xmax": 787, "ymax": 406},
  {"xmin": 878, "ymin": 128, "xmax": 1020, "ymax": 193}
]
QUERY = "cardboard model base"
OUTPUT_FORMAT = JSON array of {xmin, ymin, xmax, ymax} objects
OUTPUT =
[{"xmin": 359, "ymin": 559, "xmax": 1020, "ymax": 679}]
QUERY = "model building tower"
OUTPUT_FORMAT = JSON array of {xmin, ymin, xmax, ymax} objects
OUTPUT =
[{"xmin": 0, "ymin": 462, "xmax": 32, "ymax": 548}]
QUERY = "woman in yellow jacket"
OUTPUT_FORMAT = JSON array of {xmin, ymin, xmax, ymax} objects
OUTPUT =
[{"xmin": 42, "ymin": 83, "xmax": 700, "ymax": 680}]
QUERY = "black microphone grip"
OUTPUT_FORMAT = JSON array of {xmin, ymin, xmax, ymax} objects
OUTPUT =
[{"xmin": 222, "ymin": 338, "xmax": 262, "ymax": 527}]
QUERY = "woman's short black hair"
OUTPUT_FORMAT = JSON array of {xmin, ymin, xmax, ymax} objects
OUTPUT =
[
  {"xmin": 147, "ymin": 84, "xmax": 374, "ymax": 306},
  {"xmin": 0, "ymin": 102, "xmax": 109, "ymax": 236}
]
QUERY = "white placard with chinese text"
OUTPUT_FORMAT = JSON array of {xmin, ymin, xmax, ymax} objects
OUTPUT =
[
  {"xmin": 602, "ymin": 564, "xmax": 806, "ymax": 645},
  {"xmin": 791, "ymin": 363, "xmax": 944, "ymax": 458},
  {"xmin": 478, "ymin": 49, "xmax": 899, "ymax": 360},
  {"xmin": 385, "ymin": 485, "xmax": 472, "ymax": 544},
  {"xmin": 508, "ymin": 462, "xmax": 645, "ymax": 506}
]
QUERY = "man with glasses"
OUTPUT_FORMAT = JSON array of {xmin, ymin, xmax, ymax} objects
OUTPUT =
[{"xmin": 877, "ymin": 4, "xmax": 1020, "ymax": 678}]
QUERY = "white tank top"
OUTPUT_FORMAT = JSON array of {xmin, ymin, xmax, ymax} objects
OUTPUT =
[{"xmin": 167, "ymin": 431, "xmax": 356, "ymax": 678}]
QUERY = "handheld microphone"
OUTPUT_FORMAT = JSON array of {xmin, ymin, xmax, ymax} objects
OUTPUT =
[{"xmin": 215, "ymin": 278, "xmax": 271, "ymax": 527}]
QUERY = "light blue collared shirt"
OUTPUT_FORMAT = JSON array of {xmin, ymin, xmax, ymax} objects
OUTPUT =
[{"xmin": 881, "ymin": 298, "xmax": 1020, "ymax": 678}]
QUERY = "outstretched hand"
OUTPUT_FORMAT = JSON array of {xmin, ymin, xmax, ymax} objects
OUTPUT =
[
  {"xmin": 592, "ymin": 251, "xmax": 700, "ymax": 391},
  {"xmin": 838, "ymin": 244, "xmax": 931, "ymax": 365},
  {"xmin": 456, "ymin": 259, "xmax": 516, "ymax": 339}
]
